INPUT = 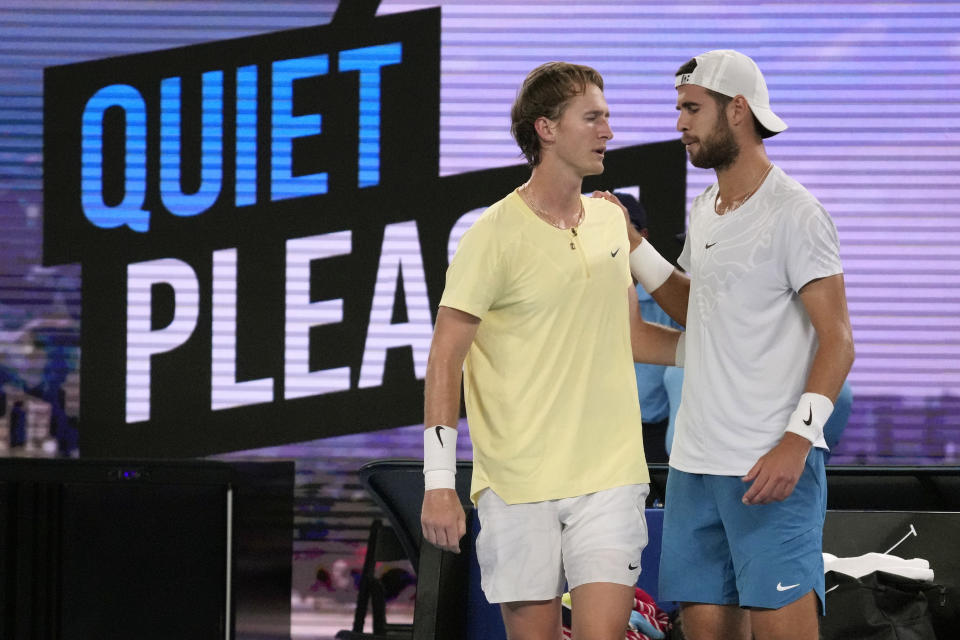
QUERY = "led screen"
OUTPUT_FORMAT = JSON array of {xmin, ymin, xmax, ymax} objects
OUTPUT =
[{"xmin": 0, "ymin": 0, "xmax": 954, "ymax": 462}]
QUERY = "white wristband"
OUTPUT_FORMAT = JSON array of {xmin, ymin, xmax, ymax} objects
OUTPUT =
[
  {"xmin": 423, "ymin": 425, "xmax": 457, "ymax": 490},
  {"xmin": 675, "ymin": 332, "xmax": 686, "ymax": 368},
  {"xmin": 785, "ymin": 392, "xmax": 834, "ymax": 445},
  {"xmin": 629, "ymin": 239, "xmax": 674, "ymax": 293}
]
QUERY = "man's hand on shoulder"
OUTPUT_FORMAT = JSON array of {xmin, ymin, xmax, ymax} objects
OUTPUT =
[
  {"xmin": 740, "ymin": 432, "xmax": 811, "ymax": 505},
  {"xmin": 421, "ymin": 488, "xmax": 466, "ymax": 553},
  {"xmin": 591, "ymin": 190, "xmax": 644, "ymax": 250}
]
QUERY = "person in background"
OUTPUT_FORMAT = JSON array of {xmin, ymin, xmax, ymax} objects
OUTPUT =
[
  {"xmin": 9, "ymin": 400, "xmax": 26, "ymax": 450},
  {"xmin": 614, "ymin": 192, "xmax": 684, "ymax": 464}
]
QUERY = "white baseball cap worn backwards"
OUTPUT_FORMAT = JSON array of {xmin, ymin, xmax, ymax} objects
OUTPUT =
[{"xmin": 675, "ymin": 49, "xmax": 787, "ymax": 138}]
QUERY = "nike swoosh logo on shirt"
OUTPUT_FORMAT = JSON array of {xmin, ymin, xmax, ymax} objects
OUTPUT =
[
  {"xmin": 628, "ymin": 562, "xmax": 639, "ymax": 570},
  {"xmin": 777, "ymin": 582, "xmax": 800, "ymax": 591},
  {"xmin": 435, "ymin": 425, "xmax": 445, "ymax": 447},
  {"xmin": 802, "ymin": 405, "xmax": 813, "ymax": 426},
  {"xmin": 611, "ymin": 248, "xmax": 620, "ymax": 257},
  {"xmin": 705, "ymin": 242, "xmax": 717, "ymax": 249}
]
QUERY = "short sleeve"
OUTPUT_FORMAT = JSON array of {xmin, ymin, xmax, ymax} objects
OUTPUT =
[
  {"xmin": 439, "ymin": 217, "xmax": 504, "ymax": 319},
  {"xmin": 784, "ymin": 200, "xmax": 843, "ymax": 293}
]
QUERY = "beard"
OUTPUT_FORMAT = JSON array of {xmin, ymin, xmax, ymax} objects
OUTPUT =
[{"xmin": 689, "ymin": 109, "xmax": 740, "ymax": 171}]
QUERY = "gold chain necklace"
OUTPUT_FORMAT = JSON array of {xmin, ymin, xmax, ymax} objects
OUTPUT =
[
  {"xmin": 714, "ymin": 163, "xmax": 773, "ymax": 215},
  {"xmin": 520, "ymin": 186, "xmax": 585, "ymax": 250}
]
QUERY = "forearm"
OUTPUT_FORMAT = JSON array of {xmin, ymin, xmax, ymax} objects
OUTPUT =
[
  {"xmin": 420, "ymin": 308, "xmax": 475, "ymax": 552},
  {"xmin": 423, "ymin": 306, "xmax": 479, "ymax": 428},
  {"xmin": 422, "ymin": 336, "xmax": 466, "ymax": 493},
  {"xmin": 632, "ymin": 322, "xmax": 683, "ymax": 366},
  {"xmin": 783, "ymin": 330, "xmax": 854, "ymax": 445},
  {"xmin": 803, "ymin": 333, "xmax": 855, "ymax": 402},
  {"xmin": 628, "ymin": 238, "xmax": 690, "ymax": 327},
  {"xmin": 649, "ymin": 271, "xmax": 690, "ymax": 327},
  {"xmin": 424, "ymin": 353, "xmax": 464, "ymax": 429},
  {"xmin": 796, "ymin": 272, "xmax": 855, "ymax": 403}
]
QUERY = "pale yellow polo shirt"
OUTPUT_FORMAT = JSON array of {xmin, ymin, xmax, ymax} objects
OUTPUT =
[{"xmin": 440, "ymin": 190, "xmax": 650, "ymax": 504}]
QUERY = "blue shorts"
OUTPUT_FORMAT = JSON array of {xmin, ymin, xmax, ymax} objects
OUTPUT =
[{"xmin": 658, "ymin": 449, "xmax": 826, "ymax": 612}]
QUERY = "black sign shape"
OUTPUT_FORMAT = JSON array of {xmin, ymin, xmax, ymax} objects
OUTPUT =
[{"xmin": 43, "ymin": 3, "xmax": 686, "ymax": 457}]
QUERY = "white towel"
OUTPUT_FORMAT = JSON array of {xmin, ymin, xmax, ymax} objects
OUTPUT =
[{"xmin": 823, "ymin": 552, "xmax": 934, "ymax": 582}]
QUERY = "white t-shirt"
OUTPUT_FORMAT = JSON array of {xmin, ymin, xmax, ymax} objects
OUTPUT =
[{"xmin": 671, "ymin": 165, "xmax": 843, "ymax": 475}]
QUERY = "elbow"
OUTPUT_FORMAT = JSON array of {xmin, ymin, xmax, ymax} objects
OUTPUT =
[
  {"xmin": 630, "ymin": 322, "xmax": 651, "ymax": 363},
  {"xmin": 841, "ymin": 330, "xmax": 856, "ymax": 373},
  {"xmin": 818, "ymin": 326, "xmax": 855, "ymax": 378}
]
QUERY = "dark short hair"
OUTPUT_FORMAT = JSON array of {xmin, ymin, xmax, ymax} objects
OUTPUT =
[
  {"xmin": 511, "ymin": 62, "xmax": 604, "ymax": 167},
  {"xmin": 675, "ymin": 58, "xmax": 770, "ymax": 139}
]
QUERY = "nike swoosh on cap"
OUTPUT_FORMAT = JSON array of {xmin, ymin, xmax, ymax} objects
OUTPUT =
[
  {"xmin": 776, "ymin": 582, "xmax": 800, "ymax": 591},
  {"xmin": 628, "ymin": 562, "xmax": 639, "ymax": 570}
]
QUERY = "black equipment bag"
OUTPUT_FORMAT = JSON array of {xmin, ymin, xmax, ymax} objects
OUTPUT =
[{"xmin": 822, "ymin": 570, "xmax": 941, "ymax": 640}]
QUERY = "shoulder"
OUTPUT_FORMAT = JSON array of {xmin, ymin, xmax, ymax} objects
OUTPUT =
[
  {"xmin": 769, "ymin": 167, "xmax": 831, "ymax": 223},
  {"xmin": 476, "ymin": 191, "xmax": 516, "ymax": 225},
  {"xmin": 453, "ymin": 192, "xmax": 537, "ymax": 273},
  {"xmin": 462, "ymin": 192, "xmax": 523, "ymax": 242},
  {"xmin": 765, "ymin": 168, "xmax": 840, "ymax": 253},
  {"xmin": 584, "ymin": 195, "xmax": 625, "ymax": 225}
]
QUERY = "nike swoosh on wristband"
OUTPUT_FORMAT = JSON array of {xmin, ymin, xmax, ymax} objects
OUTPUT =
[
  {"xmin": 802, "ymin": 405, "xmax": 813, "ymax": 426},
  {"xmin": 776, "ymin": 582, "xmax": 800, "ymax": 591},
  {"xmin": 611, "ymin": 248, "xmax": 620, "ymax": 257},
  {"xmin": 705, "ymin": 242, "xmax": 717, "ymax": 248},
  {"xmin": 434, "ymin": 425, "xmax": 445, "ymax": 447}
]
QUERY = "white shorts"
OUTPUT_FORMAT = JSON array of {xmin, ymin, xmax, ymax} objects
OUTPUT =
[{"xmin": 475, "ymin": 483, "xmax": 649, "ymax": 604}]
